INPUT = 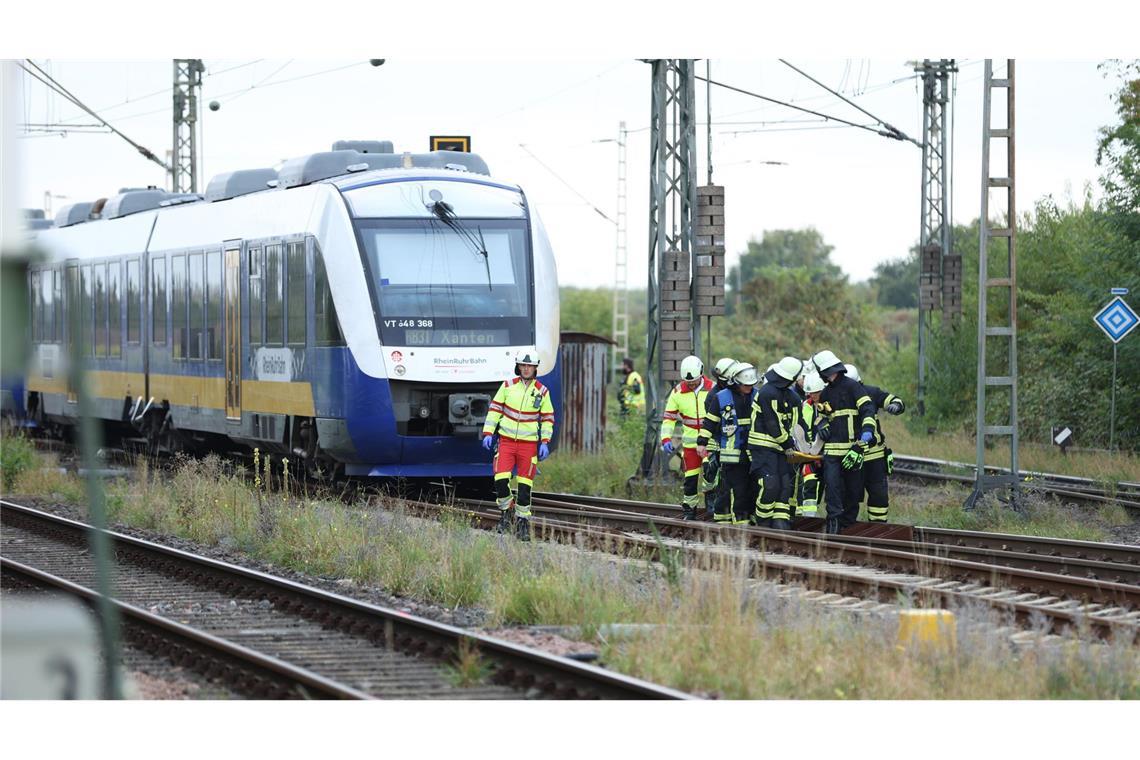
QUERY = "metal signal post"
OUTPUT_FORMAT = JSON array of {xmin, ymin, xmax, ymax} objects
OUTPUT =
[{"xmin": 172, "ymin": 59, "xmax": 204, "ymax": 193}]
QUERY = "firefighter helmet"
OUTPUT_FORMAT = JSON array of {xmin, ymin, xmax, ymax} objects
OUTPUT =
[
  {"xmin": 713, "ymin": 357, "xmax": 738, "ymax": 383},
  {"xmin": 774, "ymin": 356, "xmax": 804, "ymax": 382},
  {"xmin": 844, "ymin": 363, "xmax": 861, "ymax": 383},
  {"xmin": 811, "ymin": 350, "xmax": 845, "ymax": 378},
  {"xmin": 799, "ymin": 359, "xmax": 813, "ymax": 379},
  {"xmin": 679, "ymin": 355, "xmax": 704, "ymax": 382},
  {"xmin": 733, "ymin": 363, "xmax": 759, "ymax": 386},
  {"xmin": 513, "ymin": 348, "xmax": 541, "ymax": 370},
  {"xmin": 803, "ymin": 372, "xmax": 826, "ymax": 394}
]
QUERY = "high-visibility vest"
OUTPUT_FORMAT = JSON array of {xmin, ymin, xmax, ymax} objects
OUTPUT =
[
  {"xmin": 661, "ymin": 376, "xmax": 715, "ymax": 449},
  {"xmin": 623, "ymin": 370, "xmax": 645, "ymax": 409},
  {"xmin": 482, "ymin": 377, "xmax": 555, "ymax": 443},
  {"xmin": 713, "ymin": 386, "xmax": 755, "ymax": 464}
]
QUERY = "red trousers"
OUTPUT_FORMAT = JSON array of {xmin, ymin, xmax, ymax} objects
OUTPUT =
[{"xmin": 493, "ymin": 436, "xmax": 539, "ymax": 516}]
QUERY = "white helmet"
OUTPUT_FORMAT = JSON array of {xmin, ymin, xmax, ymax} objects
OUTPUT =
[
  {"xmin": 713, "ymin": 357, "xmax": 737, "ymax": 383},
  {"xmin": 733, "ymin": 363, "xmax": 759, "ymax": 386},
  {"xmin": 773, "ymin": 356, "xmax": 804, "ymax": 382},
  {"xmin": 679, "ymin": 355, "xmax": 704, "ymax": 382},
  {"xmin": 803, "ymin": 372, "xmax": 826, "ymax": 394},
  {"xmin": 812, "ymin": 349, "xmax": 844, "ymax": 377},
  {"xmin": 799, "ymin": 359, "xmax": 813, "ymax": 379},
  {"xmin": 514, "ymin": 348, "xmax": 541, "ymax": 367},
  {"xmin": 844, "ymin": 364, "xmax": 861, "ymax": 383}
]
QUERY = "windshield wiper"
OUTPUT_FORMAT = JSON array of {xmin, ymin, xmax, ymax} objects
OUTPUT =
[{"xmin": 431, "ymin": 200, "xmax": 493, "ymax": 292}]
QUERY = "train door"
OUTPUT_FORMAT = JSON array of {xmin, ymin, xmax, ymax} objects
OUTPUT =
[
  {"xmin": 65, "ymin": 261, "xmax": 79, "ymax": 404},
  {"xmin": 224, "ymin": 243, "xmax": 242, "ymax": 421}
]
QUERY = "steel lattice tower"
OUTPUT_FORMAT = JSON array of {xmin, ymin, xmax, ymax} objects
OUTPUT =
[
  {"xmin": 638, "ymin": 59, "xmax": 697, "ymax": 481},
  {"xmin": 966, "ymin": 59, "xmax": 1019, "ymax": 510},
  {"xmin": 611, "ymin": 121, "xmax": 630, "ymax": 383},
  {"xmin": 915, "ymin": 59, "xmax": 957, "ymax": 416},
  {"xmin": 172, "ymin": 59, "xmax": 204, "ymax": 193}
]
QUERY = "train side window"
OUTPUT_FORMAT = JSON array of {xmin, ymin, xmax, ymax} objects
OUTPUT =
[
  {"xmin": 152, "ymin": 257, "xmax": 167, "ymax": 346},
  {"xmin": 249, "ymin": 247, "xmax": 263, "ymax": 346},
  {"xmin": 81, "ymin": 265, "xmax": 92, "ymax": 355},
  {"xmin": 126, "ymin": 259, "xmax": 141, "ymax": 344},
  {"xmin": 171, "ymin": 255, "xmax": 186, "ymax": 359},
  {"xmin": 265, "ymin": 243, "xmax": 284, "ymax": 346},
  {"xmin": 94, "ymin": 263, "xmax": 108, "ymax": 358},
  {"xmin": 314, "ymin": 244, "xmax": 344, "ymax": 346},
  {"xmin": 188, "ymin": 252, "xmax": 204, "ymax": 359},
  {"xmin": 206, "ymin": 250, "xmax": 222, "ymax": 360},
  {"xmin": 286, "ymin": 241, "xmax": 306, "ymax": 345},
  {"xmin": 30, "ymin": 270, "xmax": 41, "ymax": 343},
  {"xmin": 52, "ymin": 268, "xmax": 63, "ymax": 342},
  {"xmin": 43, "ymin": 269, "xmax": 55, "ymax": 343},
  {"xmin": 109, "ymin": 261, "xmax": 121, "ymax": 358}
]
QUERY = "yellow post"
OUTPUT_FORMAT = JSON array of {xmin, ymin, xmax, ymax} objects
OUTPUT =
[{"xmin": 897, "ymin": 609, "xmax": 957, "ymax": 652}]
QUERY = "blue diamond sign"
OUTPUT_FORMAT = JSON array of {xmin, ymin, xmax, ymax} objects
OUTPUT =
[{"xmin": 1094, "ymin": 296, "xmax": 1139, "ymax": 344}]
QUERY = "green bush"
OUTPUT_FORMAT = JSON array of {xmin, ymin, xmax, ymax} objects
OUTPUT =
[{"xmin": 0, "ymin": 434, "xmax": 35, "ymax": 492}]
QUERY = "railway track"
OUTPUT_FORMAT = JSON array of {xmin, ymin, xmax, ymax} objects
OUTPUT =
[
  {"xmin": 891, "ymin": 454, "xmax": 1140, "ymax": 512},
  {"xmin": 0, "ymin": 500, "xmax": 690, "ymax": 700},
  {"xmin": 485, "ymin": 493, "xmax": 1140, "ymax": 641}
]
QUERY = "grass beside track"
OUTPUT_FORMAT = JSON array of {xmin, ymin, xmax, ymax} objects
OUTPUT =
[
  {"xmin": 4, "ymin": 442, "xmax": 1138, "ymax": 699},
  {"xmin": 537, "ymin": 415, "xmax": 1133, "ymax": 542}
]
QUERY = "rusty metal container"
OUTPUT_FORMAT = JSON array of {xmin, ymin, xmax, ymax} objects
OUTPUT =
[{"xmin": 558, "ymin": 331, "xmax": 614, "ymax": 454}]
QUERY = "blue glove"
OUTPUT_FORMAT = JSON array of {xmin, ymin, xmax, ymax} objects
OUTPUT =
[
  {"xmin": 482, "ymin": 435, "xmax": 495, "ymax": 451},
  {"xmin": 662, "ymin": 440, "xmax": 675, "ymax": 455},
  {"xmin": 538, "ymin": 443, "xmax": 550, "ymax": 461},
  {"xmin": 860, "ymin": 431, "xmax": 874, "ymax": 445}
]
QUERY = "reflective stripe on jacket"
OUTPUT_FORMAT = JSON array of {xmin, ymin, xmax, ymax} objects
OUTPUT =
[
  {"xmin": 818, "ymin": 375, "xmax": 877, "ymax": 455},
  {"xmin": 482, "ymin": 377, "xmax": 555, "ymax": 443},
  {"xmin": 701, "ymin": 386, "xmax": 756, "ymax": 464},
  {"xmin": 661, "ymin": 376, "xmax": 715, "ymax": 449},
  {"xmin": 748, "ymin": 379, "xmax": 799, "ymax": 451}
]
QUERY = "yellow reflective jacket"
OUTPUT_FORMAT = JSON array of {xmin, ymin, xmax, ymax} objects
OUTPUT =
[
  {"xmin": 621, "ymin": 370, "xmax": 646, "ymax": 409},
  {"xmin": 661, "ymin": 376, "xmax": 715, "ymax": 449},
  {"xmin": 482, "ymin": 377, "xmax": 555, "ymax": 443}
]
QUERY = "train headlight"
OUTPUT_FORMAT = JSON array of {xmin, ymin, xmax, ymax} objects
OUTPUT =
[
  {"xmin": 418, "ymin": 405, "xmax": 431, "ymax": 419},
  {"xmin": 450, "ymin": 398, "xmax": 471, "ymax": 418}
]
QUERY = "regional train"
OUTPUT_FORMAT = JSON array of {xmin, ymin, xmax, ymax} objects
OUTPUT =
[{"xmin": 13, "ymin": 140, "xmax": 561, "ymax": 479}]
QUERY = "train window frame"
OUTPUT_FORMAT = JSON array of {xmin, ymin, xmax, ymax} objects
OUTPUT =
[
  {"xmin": 206, "ymin": 249, "xmax": 222, "ymax": 361},
  {"xmin": 94, "ymin": 262, "xmax": 108, "ymax": 358},
  {"xmin": 152, "ymin": 255, "xmax": 167, "ymax": 347},
  {"xmin": 264, "ymin": 242, "xmax": 285, "ymax": 347},
  {"xmin": 80, "ymin": 264, "xmax": 93, "ymax": 356},
  {"xmin": 30, "ymin": 269, "xmax": 41, "ymax": 343},
  {"xmin": 188, "ymin": 251, "xmax": 205, "ymax": 360},
  {"xmin": 286, "ymin": 239, "xmax": 306, "ymax": 346},
  {"xmin": 313, "ymin": 240, "xmax": 345, "ymax": 347},
  {"xmin": 171, "ymin": 254, "xmax": 187, "ymax": 359},
  {"xmin": 126, "ymin": 258, "xmax": 141, "ymax": 345},
  {"xmin": 248, "ymin": 245, "xmax": 264, "ymax": 346},
  {"xmin": 52, "ymin": 267, "xmax": 63, "ymax": 343},
  {"xmin": 109, "ymin": 259, "xmax": 122, "ymax": 358}
]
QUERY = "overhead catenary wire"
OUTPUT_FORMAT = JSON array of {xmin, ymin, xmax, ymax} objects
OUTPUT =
[
  {"xmin": 694, "ymin": 74, "xmax": 918, "ymax": 146},
  {"xmin": 518, "ymin": 143, "xmax": 616, "ymax": 225},
  {"xmin": 18, "ymin": 60, "xmax": 171, "ymax": 172},
  {"xmin": 778, "ymin": 59, "xmax": 920, "ymax": 146}
]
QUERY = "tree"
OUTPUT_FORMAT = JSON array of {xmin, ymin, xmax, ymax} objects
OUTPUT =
[
  {"xmin": 728, "ymin": 228, "xmax": 843, "ymax": 293},
  {"xmin": 1096, "ymin": 59, "xmax": 1140, "ymax": 236},
  {"xmin": 870, "ymin": 249, "xmax": 919, "ymax": 309}
]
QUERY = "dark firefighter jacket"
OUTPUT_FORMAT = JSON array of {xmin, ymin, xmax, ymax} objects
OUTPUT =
[
  {"xmin": 748, "ymin": 371, "xmax": 800, "ymax": 454},
  {"xmin": 817, "ymin": 374, "xmax": 877, "ymax": 456}
]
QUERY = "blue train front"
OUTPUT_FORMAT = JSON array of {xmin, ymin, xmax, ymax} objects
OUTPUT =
[{"xmin": 20, "ymin": 142, "xmax": 560, "ymax": 480}]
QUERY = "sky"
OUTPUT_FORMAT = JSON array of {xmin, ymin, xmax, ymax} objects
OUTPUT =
[{"xmin": 6, "ymin": 54, "xmax": 1128, "ymax": 289}]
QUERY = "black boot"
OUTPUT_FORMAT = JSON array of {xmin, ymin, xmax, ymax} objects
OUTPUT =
[
  {"xmin": 515, "ymin": 517, "xmax": 531, "ymax": 542},
  {"xmin": 770, "ymin": 518, "xmax": 792, "ymax": 531},
  {"xmin": 497, "ymin": 509, "xmax": 512, "ymax": 534},
  {"xmin": 681, "ymin": 506, "xmax": 696, "ymax": 521},
  {"xmin": 825, "ymin": 516, "xmax": 841, "ymax": 535}
]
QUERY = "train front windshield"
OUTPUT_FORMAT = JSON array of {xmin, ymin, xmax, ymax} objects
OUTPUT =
[{"xmin": 347, "ymin": 180, "xmax": 535, "ymax": 348}]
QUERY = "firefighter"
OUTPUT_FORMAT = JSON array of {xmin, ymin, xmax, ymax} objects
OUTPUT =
[
  {"xmin": 698, "ymin": 362, "xmax": 759, "ymax": 524},
  {"xmin": 702, "ymin": 357, "xmax": 738, "ymax": 518},
  {"xmin": 810, "ymin": 350, "xmax": 878, "ymax": 534},
  {"xmin": 844, "ymin": 364, "xmax": 906, "ymax": 523},
  {"xmin": 792, "ymin": 371, "xmax": 827, "ymax": 517},
  {"xmin": 661, "ymin": 355, "xmax": 716, "ymax": 520},
  {"xmin": 481, "ymin": 349, "xmax": 555, "ymax": 542},
  {"xmin": 748, "ymin": 356, "xmax": 803, "ymax": 530},
  {"xmin": 617, "ymin": 357, "xmax": 645, "ymax": 416}
]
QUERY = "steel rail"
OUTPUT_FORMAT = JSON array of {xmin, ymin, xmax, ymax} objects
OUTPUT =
[
  {"xmin": 1, "ymin": 557, "xmax": 371, "ymax": 700},
  {"xmin": 439, "ymin": 500, "xmax": 1139, "ymax": 641},
  {"xmin": 0, "ymin": 500, "xmax": 691, "ymax": 700}
]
